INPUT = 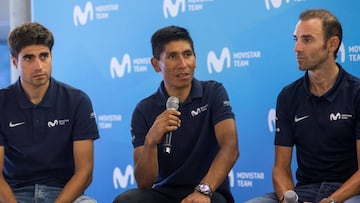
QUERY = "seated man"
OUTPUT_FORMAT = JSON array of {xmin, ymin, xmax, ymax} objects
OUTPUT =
[
  {"xmin": 113, "ymin": 25, "xmax": 239, "ymax": 203},
  {"xmin": 246, "ymin": 9, "xmax": 360, "ymax": 203},
  {"xmin": 0, "ymin": 22, "xmax": 100, "ymax": 203}
]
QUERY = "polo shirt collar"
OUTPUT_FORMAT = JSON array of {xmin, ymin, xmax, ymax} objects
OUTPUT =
[
  {"xmin": 303, "ymin": 63, "xmax": 344, "ymax": 102},
  {"xmin": 15, "ymin": 77, "xmax": 57, "ymax": 108},
  {"xmin": 155, "ymin": 78, "xmax": 203, "ymax": 107}
]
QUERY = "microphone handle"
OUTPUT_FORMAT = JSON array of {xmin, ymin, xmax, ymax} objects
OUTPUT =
[{"xmin": 163, "ymin": 131, "xmax": 172, "ymax": 153}]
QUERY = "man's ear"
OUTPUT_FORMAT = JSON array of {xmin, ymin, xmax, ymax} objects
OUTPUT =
[
  {"xmin": 11, "ymin": 55, "xmax": 18, "ymax": 69},
  {"xmin": 328, "ymin": 36, "xmax": 340, "ymax": 53},
  {"xmin": 151, "ymin": 57, "xmax": 161, "ymax": 72}
]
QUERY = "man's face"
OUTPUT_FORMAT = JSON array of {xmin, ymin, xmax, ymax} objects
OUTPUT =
[
  {"xmin": 153, "ymin": 40, "xmax": 196, "ymax": 92},
  {"xmin": 12, "ymin": 44, "xmax": 52, "ymax": 89},
  {"xmin": 293, "ymin": 18, "xmax": 331, "ymax": 71}
]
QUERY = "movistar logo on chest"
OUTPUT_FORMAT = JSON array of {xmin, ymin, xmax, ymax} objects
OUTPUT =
[
  {"xmin": 191, "ymin": 104, "xmax": 208, "ymax": 117},
  {"xmin": 329, "ymin": 113, "xmax": 352, "ymax": 121},
  {"xmin": 48, "ymin": 119, "xmax": 70, "ymax": 128}
]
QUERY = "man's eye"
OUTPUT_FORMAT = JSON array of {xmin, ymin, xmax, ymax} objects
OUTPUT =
[
  {"xmin": 185, "ymin": 52, "xmax": 193, "ymax": 57},
  {"xmin": 40, "ymin": 54, "xmax": 49, "ymax": 60},
  {"xmin": 302, "ymin": 38, "xmax": 312, "ymax": 44},
  {"xmin": 23, "ymin": 56, "xmax": 33, "ymax": 61}
]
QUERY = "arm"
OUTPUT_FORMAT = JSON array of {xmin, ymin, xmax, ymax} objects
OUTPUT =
[
  {"xmin": 182, "ymin": 118, "xmax": 239, "ymax": 202},
  {"xmin": 321, "ymin": 140, "xmax": 360, "ymax": 203},
  {"xmin": 134, "ymin": 109, "xmax": 181, "ymax": 189},
  {"xmin": 201, "ymin": 118, "xmax": 239, "ymax": 191},
  {"xmin": 55, "ymin": 139, "xmax": 94, "ymax": 203},
  {"xmin": 272, "ymin": 145, "xmax": 295, "ymax": 201},
  {"xmin": 0, "ymin": 146, "xmax": 17, "ymax": 203}
]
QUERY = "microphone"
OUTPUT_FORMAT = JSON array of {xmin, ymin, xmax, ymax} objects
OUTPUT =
[
  {"xmin": 163, "ymin": 96, "xmax": 179, "ymax": 154},
  {"xmin": 284, "ymin": 190, "xmax": 298, "ymax": 203}
]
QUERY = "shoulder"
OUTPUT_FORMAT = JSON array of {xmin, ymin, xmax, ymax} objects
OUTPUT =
[
  {"xmin": 197, "ymin": 80, "xmax": 227, "ymax": 95},
  {"xmin": 343, "ymin": 69, "xmax": 360, "ymax": 86},
  {"xmin": 0, "ymin": 83, "xmax": 17, "ymax": 103},
  {"xmin": 55, "ymin": 79, "xmax": 83, "ymax": 93},
  {"xmin": 279, "ymin": 77, "xmax": 304, "ymax": 96},
  {"xmin": 135, "ymin": 92, "xmax": 158, "ymax": 111},
  {"xmin": 53, "ymin": 79, "xmax": 91, "ymax": 100},
  {"xmin": 340, "ymin": 70, "xmax": 360, "ymax": 103},
  {"xmin": 200, "ymin": 80, "xmax": 224, "ymax": 88}
]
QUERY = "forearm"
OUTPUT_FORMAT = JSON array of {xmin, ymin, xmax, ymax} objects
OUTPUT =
[
  {"xmin": 55, "ymin": 170, "xmax": 92, "ymax": 203},
  {"xmin": 272, "ymin": 165, "xmax": 294, "ymax": 200},
  {"xmin": 0, "ymin": 178, "xmax": 17, "ymax": 203},
  {"xmin": 329, "ymin": 170, "xmax": 360, "ymax": 202},
  {"xmin": 134, "ymin": 138, "xmax": 159, "ymax": 189},
  {"xmin": 201, "ymin": 144, "xmax": 239, "ymax": 191}
]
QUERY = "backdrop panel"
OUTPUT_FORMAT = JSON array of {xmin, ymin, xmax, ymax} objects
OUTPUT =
[
  {"xmin": 0, "ymin": 44, "xmax": 10, "ymax": 89},
  {"xmin": 30, "ymin": 0, "xmax": 360, "ymax": 202}
]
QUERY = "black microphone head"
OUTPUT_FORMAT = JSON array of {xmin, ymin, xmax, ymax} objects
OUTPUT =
[
  {"xmin": 284, "ymin": 190, "xmax": 298, "ymax": 203},
  {"xmin": 166, "ymin": 96, "xmax": 179, "ymax": 110}
]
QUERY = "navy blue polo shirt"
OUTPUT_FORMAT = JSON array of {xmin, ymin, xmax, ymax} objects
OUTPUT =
[
  {"xmin": 275, "ymin": 64, "xmax": 360, "ymax": 185},
  {"xmin": 0, "ymin": 78, "xmax": 99, "ymax": 188},
  {"xmin": 131, "ymin": 78, "xmax": 235, "ymax": 202}
]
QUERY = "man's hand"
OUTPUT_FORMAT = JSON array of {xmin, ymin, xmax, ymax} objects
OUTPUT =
[{"xmin": 181, "ymin": 191, "xmax": 211, "ymax": 203}]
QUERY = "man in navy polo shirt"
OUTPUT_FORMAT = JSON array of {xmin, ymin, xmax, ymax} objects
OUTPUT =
[
  {"xmin": 246, "ymin": 9, "xmax": 360, "ymax": 203},
  {"xmin": 0, "ymin": 22, "xmax": 99, "ymax": 202},
  {"xmin": 113, "ymin": 26, "xmax": 239, "ymax": 203}
]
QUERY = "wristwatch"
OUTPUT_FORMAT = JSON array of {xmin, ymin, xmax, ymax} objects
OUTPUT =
[
  {"xmin": 195, "ymin": 183, "xmax": 213, "ymax": 197},
  {"xmin": 329, "ymin": 200, "xmax": 337, "ymax": 203}
]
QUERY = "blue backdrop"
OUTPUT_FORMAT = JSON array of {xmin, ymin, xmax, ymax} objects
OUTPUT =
[
  {"xmin": 0, "ymin": 44, "xmax": 10, "ymax": 89},
  {"xmin": 29, "ymin": 0, "xmax": 360, "ymax": 202}
]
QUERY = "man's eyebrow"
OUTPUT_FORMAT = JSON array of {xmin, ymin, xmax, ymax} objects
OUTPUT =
[
  {"xmin": 22, "ymin": 54, "xmax": 35, "ymax": 58},
  {"xmin": 300, "ymin": 34, "xmax": 313, "ymax": 38},
  {"xmin": 293, "ymin": 34, "xmax": 312, "ymax": 37},
  {"xmin": 167, "ymin": 51, "xmax": 178, "ymax": 54}
]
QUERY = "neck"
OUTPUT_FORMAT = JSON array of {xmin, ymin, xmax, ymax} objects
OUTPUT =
[
  {"xmin": 308, "ymin": 62, "xmax": 339, "ymax": 97},
  {"xmin": 165, "ymin": 85, "xmax": 192, "ymax": 103},
  {"xmin": 21, "ymin": 81, "xmax": 50, "ymax": 105}
]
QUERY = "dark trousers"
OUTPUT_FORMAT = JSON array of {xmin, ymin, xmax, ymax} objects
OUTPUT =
[{"xmin": 113, "ymin": 186, "xmax": 227, "ymax": 203}]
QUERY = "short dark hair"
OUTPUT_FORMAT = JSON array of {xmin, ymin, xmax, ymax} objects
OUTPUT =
[
  {"xmin": 151, "ymin": 25, "xmax": 195, "ymax": 59},
  {"xmin": 8, "ymin": 22, "xmax": 54, "ymax": 58},
  {"xmin": 299, "ymin": 9, "xmax": 342, "ymax": 58}
]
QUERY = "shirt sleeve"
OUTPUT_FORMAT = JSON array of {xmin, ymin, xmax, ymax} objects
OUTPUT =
[{"xmin": 72, "ymin": 91, "xmax": 99, "ymax": 141}]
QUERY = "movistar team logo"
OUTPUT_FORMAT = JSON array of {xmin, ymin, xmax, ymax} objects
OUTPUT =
[
  {"xmin": 338, "ymin": 42, "xmax": 346, "ymax": 63},
  {"xmin": 329, "ymin": 112, "xmax": 352, "ymax": 121},
  {"xmin": 48, "ymin": 120, "xmax": 59, "ymax": 127},
  {"xmin": 113, "ymin": 165, "xmax": 135, "ymax": 189},
  {"xmin": 47, "ymin": 119, "xmax": 70, "ymax": 128},
  {"xmin": 268, "ymin": 108, "xmax": 276, "ymax": 132},
  {"xmin": 190, "ymin": 104, "xmax": 208, "ymax": 117},
  {"xmin": 163, "ymin": 0, "xmax": 186, "ymax": 18},
  {"xmin": 73, "ymin": 1, "xmax": 94, "ymax": 26},
  {"xmin": 265, "ymin": 0, "xmax": 290, "ymax": 10},
  {"xmin": 228, "ymin": 170, "xmax": 235, "ymax": 187},
  {"xmin": 110, "ymin": 54, "xmax": 132, "ymax": 78},
  {"xmin": 207, "ymin": 47, "xmax": 231, "ymax": 74}
]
